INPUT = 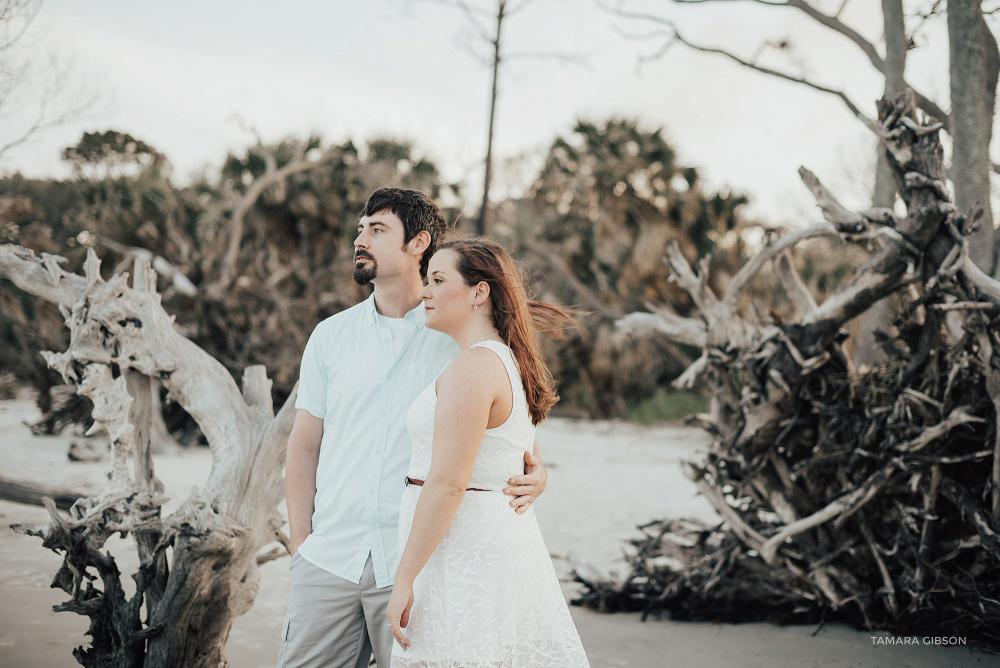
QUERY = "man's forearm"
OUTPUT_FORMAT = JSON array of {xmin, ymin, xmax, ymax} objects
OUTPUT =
[{"xmin": 285, "ymin": 438, "xmax": 319, "ymax": 553}]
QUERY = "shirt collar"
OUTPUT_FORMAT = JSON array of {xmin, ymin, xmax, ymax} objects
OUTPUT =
[
  {"xmin": 363, "ymin": 291, "xmax": 378, "ymax": 326},
  {"xmin": 412, "ymin": 301, "xmax": 427, "ymax": 327},
  {"xmin": 365, "ymin": 291, "xmax": 426, "ymax": 328}
]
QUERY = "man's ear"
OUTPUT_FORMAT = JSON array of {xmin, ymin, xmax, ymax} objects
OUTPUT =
[{"xmin": 408, "ymin": 230, "xmax": 431, "ymax": 256}]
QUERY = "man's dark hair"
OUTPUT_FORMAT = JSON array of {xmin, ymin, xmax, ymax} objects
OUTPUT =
[{"xmin": 361, "ymin": 187, "xmax": 447, "ymax": 279}]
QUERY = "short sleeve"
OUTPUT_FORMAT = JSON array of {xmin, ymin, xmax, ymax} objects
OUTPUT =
[{"xmin": 295, "ymin": 324, "xmax": 328, "ymax": 419}]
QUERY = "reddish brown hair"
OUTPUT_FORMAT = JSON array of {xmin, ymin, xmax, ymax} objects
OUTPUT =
[{"xmin": 438, "ymin": 237, "xmax": 574, "ymax": 425}]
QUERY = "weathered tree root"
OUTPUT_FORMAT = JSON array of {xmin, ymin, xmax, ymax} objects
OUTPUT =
[{"xmin": 575, "ymin": 91, "xmax": 1000, "ymax": 652}]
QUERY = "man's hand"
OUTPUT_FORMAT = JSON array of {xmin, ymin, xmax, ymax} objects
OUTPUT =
[
  {"xmin": 289, "ymin": 534, "xmax": 307, "ymax": 557},
  {"xmin": 503, "ymin": 450, "xmax": 546, "ymax": 514}
]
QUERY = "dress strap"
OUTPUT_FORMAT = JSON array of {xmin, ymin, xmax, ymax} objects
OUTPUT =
[
  {"xmin": 470, "ymin": 340, "xmax": 527, "ymax": 420},
  {"xmin": 433, "ymin": 340, "xmax": 514, "ymax": 395},
  {"xmin": 470, "ymin": 340, "xmax": 519, "ymax": 376}
]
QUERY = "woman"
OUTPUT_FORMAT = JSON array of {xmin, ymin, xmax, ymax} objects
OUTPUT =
[{"xmin": 386, "ymin": 238, "xmax": 590, "ymax": 667}]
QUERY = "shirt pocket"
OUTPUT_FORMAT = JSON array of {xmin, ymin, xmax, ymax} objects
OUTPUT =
[
  {"xmin": 327, "ymin": 344, "xmax": 380, "ymax": 405},
  {"xmin": 400, "ymin": 362, "xmax": 440, "ymax": 398}
]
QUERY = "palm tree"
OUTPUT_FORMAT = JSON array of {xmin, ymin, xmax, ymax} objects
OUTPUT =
[{"xmin": 521, "ymin": 118, "xmax": 750, "ymax": 417}]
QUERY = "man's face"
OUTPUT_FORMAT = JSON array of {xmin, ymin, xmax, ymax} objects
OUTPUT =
[{"xmin": 353, "ymin": 210, "xmax": 411, "ymax": 285}]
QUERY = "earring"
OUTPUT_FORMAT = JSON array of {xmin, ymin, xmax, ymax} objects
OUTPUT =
[{"xmin": 473, "ymin": 304, "xmax": 478, "ymax": 310}]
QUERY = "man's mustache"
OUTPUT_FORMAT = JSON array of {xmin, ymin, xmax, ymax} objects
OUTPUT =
[{"xmin": 354, "ymin": 251, "xmax": 374, "ymax": 261}]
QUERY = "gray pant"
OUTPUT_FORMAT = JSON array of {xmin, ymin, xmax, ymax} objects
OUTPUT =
[{"xmin": 276, "ymin": 551, "xmax": 393, "ymax": 668}]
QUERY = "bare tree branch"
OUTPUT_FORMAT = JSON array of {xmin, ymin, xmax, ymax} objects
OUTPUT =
[
  {"xmin": 798, "ymin": 167, "xmax": 898, "ymax": 227},
  {"xmin": 961, "ymin": 244, "xmax": 1000, "ymax": 303},
  {"xmin": 758, "ymin": 465, "xmax": 896, "ymax": 565},
  {"xmin": 605, "ymin": 7, "xmax": 883, "ymax": 134},
  {"xmin": 0, "ymin": 0, "xmax": 38, "ymax": 55},
  {"xmin": 605, "ymin": 0, "xmax": 952, "ymax": 131},
  {"xmin": 775, "ymin": 250, "xmax": 818, "ymax": 316},
  {"xmin": 505, "ymin": 50, "xmax": 593, "ymax": 70},
  {"xmin": 504, "ymin": 0, "xmax": 538, "ymax": 16},
  {"xmin": 205, "ymin": 139, "xmax": 340, "ymax": 299},
  {"xmin": 0, "ymin": 5, "xmax": 104, "ymax": 159},
  {"xmin": 615, "ymin": 310, "xmax": 707, "ymax": 347},
  {"xmin": 722, "ymin": 222, "xmax": 841, "ymax": 309},
  {"xmin": 99, "ymin": 237, "xmax": 197, "ymax": 297},
  {"xmin": 417, "ymin": 0, "xmax": 494, "ymax": 41}
]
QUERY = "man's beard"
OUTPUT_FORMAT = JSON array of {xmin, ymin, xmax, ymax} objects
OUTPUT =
[{"xmin": 353, "ymin": 253, "xmax": 377, "ymax": 285}]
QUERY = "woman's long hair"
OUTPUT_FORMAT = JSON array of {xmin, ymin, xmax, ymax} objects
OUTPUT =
[{"xmin": 438, "ymin": 237, "xmax": 574, "ymax": 425}]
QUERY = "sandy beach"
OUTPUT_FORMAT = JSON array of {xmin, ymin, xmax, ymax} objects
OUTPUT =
[{"xmin": 1, "ymin": 398, "xmax": 996, "ymax": 668}]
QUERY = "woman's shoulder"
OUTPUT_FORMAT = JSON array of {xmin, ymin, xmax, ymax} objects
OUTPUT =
[{"xmin": 438, "ymin": 344, "xmax": 508, "ymax": 388}]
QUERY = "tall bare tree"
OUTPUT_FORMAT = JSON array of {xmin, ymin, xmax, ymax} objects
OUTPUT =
[
  {"xmin": 948, "ymin": 0, "xmax": 1000, "ymax": 273},
  {"xmin": 479, "ymin": 0, "xmax": 506, "ymax": 237},
  {"xmin": 426, "ymin": 0, "xmax": 585, "ymax": 235},
  {"xmin": 855, "ymin": 0, "xmax": 907, "ymax": 368}
]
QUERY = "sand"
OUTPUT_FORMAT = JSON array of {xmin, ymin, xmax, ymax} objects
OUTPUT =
[{"xmin": 0, "ymin": 398, "xmax": 995, "ymax": 667}]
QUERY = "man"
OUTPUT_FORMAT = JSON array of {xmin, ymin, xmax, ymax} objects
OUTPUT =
[{"xmin": 276, "ymin": 187, "xmax": 548, "ymax": 668}]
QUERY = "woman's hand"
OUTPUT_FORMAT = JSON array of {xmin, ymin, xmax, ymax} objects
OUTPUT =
[
  {"xmin": 504, "ymin": 450, "xmax": 547, "ymax": 514},
  {"xmin": 386, "ymin": 580, "xmax": 414, "ymax": 651}
]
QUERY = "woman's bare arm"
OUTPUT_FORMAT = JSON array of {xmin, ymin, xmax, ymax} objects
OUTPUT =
[{"xmin": 392, "ymin": 349, "xmax": 502, "ymax": 587}]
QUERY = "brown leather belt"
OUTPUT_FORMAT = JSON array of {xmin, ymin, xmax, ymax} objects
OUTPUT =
[{"xmin": 405, "ymin": 476, "xmax": 490, "ymax": 492}]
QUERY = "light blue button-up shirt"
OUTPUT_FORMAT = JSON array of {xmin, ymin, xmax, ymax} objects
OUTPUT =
[{"xmin": 294, "ymin": 292, "xmax": 458, "ymax": 588}]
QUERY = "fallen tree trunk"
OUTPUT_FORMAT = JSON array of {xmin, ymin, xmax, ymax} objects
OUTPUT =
[
  {"xmin": 0, "ymin": 476, "xmax": 88, "ymax": 511},
  {"xmin": 0, "ymin": 249, "xmax": 297, "ymax": 667},
  {"xmin": 578, "ymin": 91, "xmax": 1000, "ymax": 651}
]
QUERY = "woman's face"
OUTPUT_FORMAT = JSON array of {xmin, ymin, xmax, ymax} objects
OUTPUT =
[{"xmin": 421, "ymin": 249, "xmax": 478, "ymax": 333}]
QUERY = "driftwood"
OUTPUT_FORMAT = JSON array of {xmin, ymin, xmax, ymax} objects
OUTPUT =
[
  {"xmin": 575, "ymin": 91, "xmax": 1000, "ymax": 651},
  {"xmin": 0, "ymin": 476, "xmax": 87, "ymax": 511},
  {"xmin": 0, "ymin": 248, "xmax": 296, "ymax": 667}
]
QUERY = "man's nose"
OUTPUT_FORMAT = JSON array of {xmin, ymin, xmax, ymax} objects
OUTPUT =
[{"xmin": 354, "ymin": 233, "xmax": 367, "ymax": 249}]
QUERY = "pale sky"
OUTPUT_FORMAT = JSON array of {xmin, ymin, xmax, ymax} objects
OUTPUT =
[{"xmin": 0, "ymin": 0, "xmax": 968, "ymax": 224}]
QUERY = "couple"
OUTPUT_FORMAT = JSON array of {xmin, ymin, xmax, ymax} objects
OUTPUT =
[{"xmin": 277, "ymin": 187, "xmax": 590, "ymax": 667}]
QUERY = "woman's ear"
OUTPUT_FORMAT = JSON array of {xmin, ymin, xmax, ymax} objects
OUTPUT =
[
  {"xmin": 468, "ymin": 281, "xmax": 490, "ymax": 307},
  {"xmin": 476, "ymin": 281, "xmax": 491, "ymax": 302}
]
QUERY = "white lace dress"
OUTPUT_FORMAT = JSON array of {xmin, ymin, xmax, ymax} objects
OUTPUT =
[{"xmin": 390, "ymin": 340, "xmax": 590, "ymax": 668}]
